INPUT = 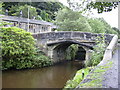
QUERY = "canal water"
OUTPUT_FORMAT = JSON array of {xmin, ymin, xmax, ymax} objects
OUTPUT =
[{"xmin": 2, "ymin": 61, "xmax": 83, "ymax": 88}]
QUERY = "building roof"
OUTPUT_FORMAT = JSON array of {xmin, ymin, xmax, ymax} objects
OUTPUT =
[{"xmin": 0, "ymin": 14, "xmax": 55, "ymax": 26}]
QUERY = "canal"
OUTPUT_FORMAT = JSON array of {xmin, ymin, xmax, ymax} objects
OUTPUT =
[{"xmin": 2, "ymin": 61, "xmax": 83, "ymax": 88}]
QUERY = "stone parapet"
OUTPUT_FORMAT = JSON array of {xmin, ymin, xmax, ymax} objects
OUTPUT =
[{"xmin": 32, "ymin": 31, "xmax": 114, "ymax": 45}]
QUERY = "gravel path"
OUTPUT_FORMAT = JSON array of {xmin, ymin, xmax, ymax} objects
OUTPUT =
[{"xmin": 102, "ymin": 46, "xmax": 119, "ymax": 89}]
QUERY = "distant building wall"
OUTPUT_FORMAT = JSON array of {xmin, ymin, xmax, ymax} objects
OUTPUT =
[{"xmin": 1, "ymin": 15, "xmax": 56, "ymax": 33}]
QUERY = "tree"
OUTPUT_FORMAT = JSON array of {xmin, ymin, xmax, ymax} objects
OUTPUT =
[
  {"xmin": 40, "ymin": 10, "xmax": 50, "ymax": 21},
  {"xmin": 0, "ymin": 2, "xmax": 7, "ymax": 27},
  {"xmin": 55, "ymin": 7, "xmax": 117, "ymax": 34},
  {"xmin": 0, "ymin": 1, "xmax": 4, "ymax": 14},
  {"xmin": 112, "ymin": 27, "xmax": 120, "ymax": 38},
  {"xmin": 55, "ymin": 8, "xmax": 92, "ymax": 32},
  {"xmin": 0, "ymin": 2, "xmax": 2, "ymax": 14},
  {"xmin": 87, "ymin": 1, "xmax": 119, "ymax": 13},
  {"xmin": 31, "ymin": 2, "xmax": 64, "ymax": 20},
  {"xmin": 11, "ymin": 5, "xmax": 39, "ymax": 19},
  {"xmin": 88, "ymin": 18, "xmax": 106, "ymax": 33},
  {"xmin": 112, "ymin": 27, "xmax": 120, "ymax": 33},
  {"xmin": 88, "ymin": 17, "xmax": 118, "ymax": 34},
  {"xmin": 98, "ymin": 18, "xmax": 117, "ymax": 34},
  {"xmin": 67, "ymin": 0, "xmax": 119, "ymax": 13},
  {"xmin": 2, "ymin": 2, "xmax": 64, "ymax": 21}
]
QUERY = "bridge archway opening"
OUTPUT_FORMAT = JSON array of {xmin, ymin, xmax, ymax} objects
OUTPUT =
[
  {"xmin": 52, "ymin": 43, "xmax": 71, "ymax": 62},
  {"xmin": 52, "ymin": 42, "xmax": 87, "ymax": 62},
  {"xmin": 75, "ymin": 46, "xmax": 86, "ymax": 61}
]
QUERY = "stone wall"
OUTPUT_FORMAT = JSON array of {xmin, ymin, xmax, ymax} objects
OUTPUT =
[{"xmin": 32, "ymin": 31, "xmax": 114, "ymax": 46}]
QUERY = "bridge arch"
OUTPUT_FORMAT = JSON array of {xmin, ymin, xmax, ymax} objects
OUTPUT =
[
  {"xmin": 47, "ymin": 40, "xmax": 93, "ymax": 63},
  {"xmin": 33, "ymin": 31, "xmax": 114, "ymax": 63}
]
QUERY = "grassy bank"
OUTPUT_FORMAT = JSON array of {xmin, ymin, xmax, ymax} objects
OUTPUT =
[
  {"xmin": 80, "ymin": 60, "xmax": 113, "ymax": 88},
  {"xmin": 64, "ymin": 60, "xmax": 113, "ymax": 88},
  {"xmin": 64, "ymin": 67, "xmax": 94, "ymax": 88}
]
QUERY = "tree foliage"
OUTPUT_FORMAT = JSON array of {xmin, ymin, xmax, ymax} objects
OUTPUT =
[
  {"xmin": 67, "ymin": 0, "xmax": 119, "ymax": 13},
  {"xmin": 87, "ymin": 18, "xmax": 118, "ymax": 34},
  {"xmin": 2, "ymin": 2, "xmax": 64, "ymax": 21},
  {"xmin": 87, "ymin": 1, "xmax": 119, "ymax": 13},
  {"xmin": 112, "ymin": 27, "xmax": 120, "ymax": 38},
  {"xmin": 0, "ymin": 1, "xmax": 4, "ymax": 26},
  {"xmin": 0, "ymin": 2, "xmax": 3, "ymax": 14},
  {"xmin": 40, "ymin": 10, "xmax": 50, "ymax": 21},
  {"xmin": 31, "ymin": 2, "xmax": 64, "ymax": 20},
  {"xmin": 0, "ymin": 1, "xmax": 5, "ymax": 15},
  {"xmin": 11, "ymin": 5, "xmax": 39, "ymax": 19},
  {"xmin": 98, "ymin": 18, "xmax": 118, "ymax": 34},
  {"xmin": 55, "ymin": 7, "xmax": 118, "ymax": 35},
  {"xmin": 55, "ymin": 8, "xmax": 92, "ymax": 32},
  {"xmin": 66, "ymin": 44, "xmax": 79, "ymax": 60},
  {"xmin": 88, "ymin": 18, "xmax": 106, "ymax": 33}
]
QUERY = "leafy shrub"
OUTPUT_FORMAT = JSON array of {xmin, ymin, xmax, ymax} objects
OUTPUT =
[
  {"xmin": 31, "ymin": 53, "xmax": 52, "ymax": 68},
  {"xmin": 85, "ymin": 45, "xmax": 105, "ymax": 67},
  {"xmin": 1, "ymin": 27, "xmax": 36, "ymax": 69},
  {"xmin": 1, "ymin": 27, "xmax": 52, "ymax": 70},
  {"xmin": 85, "ymin": 36, "xmax": 106, "ymax": 67},
  {"xmin": 65, "ymin": 44, "xmax": 78, "ymax": 60}
]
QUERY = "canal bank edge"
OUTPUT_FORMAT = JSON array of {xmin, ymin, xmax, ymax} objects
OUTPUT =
[{"xmin": 75, "ymin": 35, "xmax": 118, "ymax": 88}]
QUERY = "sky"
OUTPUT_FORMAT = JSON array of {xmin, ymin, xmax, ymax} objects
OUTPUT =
[
  {"xmin": 59, "ymin": 0, "xmax": 118, "ymax": 28},
  {"xmin": 92, "ymin": 7, "xmax": 118, "ymax": 28}
]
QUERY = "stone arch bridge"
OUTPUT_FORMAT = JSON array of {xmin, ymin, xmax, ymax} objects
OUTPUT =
[{"xmin": 32, "ymin": 31, "xmax": 114, "ymax": 63}]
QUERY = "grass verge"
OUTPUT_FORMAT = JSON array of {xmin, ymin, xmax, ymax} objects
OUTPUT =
[
  {"xmin": 79, "ymin": 60, "xmax": 113, "ymax": 88},
  {"xmin": 63, "ymin": 67, "xmax": 94, "ymax": 88},
  {"xmin": 63, "ymin": 60, "xmax": 113, "ymax": 89}
]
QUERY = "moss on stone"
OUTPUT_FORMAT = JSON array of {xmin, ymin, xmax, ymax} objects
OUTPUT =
[{"xmin": 78, "ymin": 60, "xmax": 113, "ymax": 88}]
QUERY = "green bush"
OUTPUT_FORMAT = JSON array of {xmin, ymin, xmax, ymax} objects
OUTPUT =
[
  {"xmin": 33, "ymin": 54, "xmax": 52, "ymax": 67},
  {"xmin": 65, "ymin": 44, "xmax": 78, "ymax": 60},
  {"xmin": 85, "ymin": 36, "xmax": 106, "ymax": 67},
  {"xmin": 85, "ymin": 45, "xmax": 105, "ymax": 67},
  {"xmin": 1, "ymin": 27, "xmax": 36, "ymax": 69},
  {"xmin": 1, "ymin": 27, "xmax": 52, "ymax": 70}
]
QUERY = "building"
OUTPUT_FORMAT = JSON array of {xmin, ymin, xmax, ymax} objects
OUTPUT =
[{"xmin": 0, "ymin": 14, "xmax": 57, "ymax": 33}]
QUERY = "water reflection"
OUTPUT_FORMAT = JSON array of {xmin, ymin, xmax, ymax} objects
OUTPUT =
[{"xmin": 2, "ymin": 61, "xmax": 83, "ymax": 88}]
